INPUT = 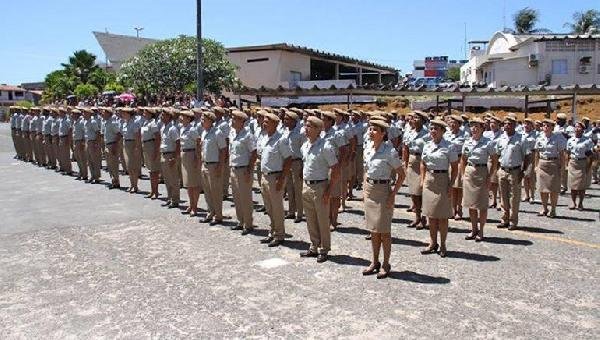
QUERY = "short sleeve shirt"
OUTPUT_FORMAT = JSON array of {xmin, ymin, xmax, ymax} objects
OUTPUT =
[
  {"xmin": 229, "ymin": 127, "xmax": 257, "ymax": 167},
  {"xmin": 285, "ymin": 124, "xmax": 305, "ymax": 159},
  {"xmin": 364, "ymin": 141, "xmax": 403, "ymax": 180},
  {"xmin": 42, "ymin": 116, "xmax": 53, "ymax": 135},
  {"xmin": 84, "ymin": 117, "xmax": 100, "ymax": 141},
  {"xmin": 566, "ymin": 136, "xmax": 594, "ymax": 159},
  {"xmin": 422, "ymin": 138, "xmax": 458, "ymax": 170},
  {"xmin": 121, "ymin": 119, "xmax": 141, "ymax": 140},
  {"xmin": 261, "ymin": 131, "xmax": 292, "ymax": 173},
  {"xmin": 462, "ymin": 136, "xmax": 495, "ymax": 165},
  {"xmin": 406, "ymin": 127, "xmax": 431, "ymax": 154},
  {"xmin": 160, "ymin": 121, "xmax": 180, "ymax": 152},
  {"xmin": 58, "ymin": 117, "xmax": 72, "ymax": 137},
  {"xmin": 180, "ymin": 124, "xmax": 200, "ymax": 150},
  {"xmin": 103, "ymin": 116, "xmax": 121, "ymax": 143},
  {"xmin": 72, "ymin": 117, "xmax": 85, "ymax": 141},
  {"xmin": 141, "ymin": 118, "xmax": 159, "ymax": 142},
  {"xmin": 301, "ymin": 137, "xmax": 338, "ymax": 180},
  {"xmin": 495, "ymin": 132, "xmax": 530, "ymax": 168},
  {"xmin": 535, "ymin": 132, "xmax": 567, "ymax": 159},
  {"xmin": 321, "ymin": 128, "xmax": 347, "ymax": 156},
  {"xmin": 444, "ymin": 129, "xmax": 468, "ymax": 155},
  {"xmin": 200, "ymin": 126, "xmax": 226, "ymax": 162}
]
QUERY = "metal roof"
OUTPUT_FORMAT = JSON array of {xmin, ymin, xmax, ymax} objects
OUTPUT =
[
  {"xmin": 93, "ymin": 31, "xmax": 158, "ymax": 66},
  {"xmin": 227, "ymin": 43, "xmax": 397, "ymax": 73},
  {"xmin": 234, "ymin": 83, "xmax": 600, "ymax": 97}
]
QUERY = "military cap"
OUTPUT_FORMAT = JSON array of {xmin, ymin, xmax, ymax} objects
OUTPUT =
[
  {"xmin": 203, "ymin": 111, "xmax": 217, "ymax": 121},
  {"xmin": 213, "ymin": 107, "xmax": 226, "ymax": 114},
  {"xmin": 285, "ymin": 111, "xmax": 298, "ymax": 120},
  {"xmin": 574, "ymin": 121, "xmax": 586, "ymax": 128},
  {"xmin": 556, "ymin": 113, "xmax": 567, "ymax": 119},
  {"xmin": 582, "ymin": 116, "xmax": 590, "ymax": 122},
  {"xmin": 369, "ymin": 119, "xmax": 390, "ymax": 130},
  {"xmin": 413, "ymin": 110, "xmax": 427, "ymax": 120},
  {"xmin": 231, "ymin": 110, "xmax": 248, "ymax": 120},
  {"xmin": 180, "ymin": 110, "xmax": 194, "ymax": 118},
  {"xmin": 332, "ymin": 108, "xmax": 345, "ymax": 114},
  {"xmin": 370, "ymin": 115, "xmax": 387, "ymax": 122},
  {"xmin": 542, "ymin": 118, "xmax": 555, "ymax": 125},
  {"xmin": 71, "ymin": 109, "xmax": 82, "ymax": 114},
  {"xmin": 430, "ymin": 119, "xmax": 448, "ymax": 129},
  {"xmin": 504, "ymin": 116, "xmax": 517, "ymax": 123},
  {"xmin": 120, "ymin": 107, "xmax": 134, "ymax": 114},
  {"xmin": 523, "ymin": 118, "xmax": 533, "ymax": 124},
  {"xmin": 469, "ymin": 117, "xmax": 485, "ymax": 125},
  {"xmin": 263, "ymin": 112, "xmax": 280, "ymax": 122},
  {"xmin": 449, "ymin": 114, "xmax": 462, "ymax": 122},
  {"xmin": 490, "ymin": 116, "xmax": 502, "ymax": 123},
  {"xmin": 461, "ymin": 114, "xmax": 469, "ymax": 121},
  {"xmin": 256, "ymin": 109, "xmax": 268, "ymax": 116},
  {"xmin": 306, "ymin": 116, "xmax": 324, "ymax": 129},
  {"xmin": 321, "ymin": 111, "xmax": 336, "ymax": 121}
]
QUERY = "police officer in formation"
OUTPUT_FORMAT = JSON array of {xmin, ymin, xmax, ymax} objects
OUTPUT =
[{"xmin": 9, "ymin": 105, "xmax": 599, "ymax": 278}]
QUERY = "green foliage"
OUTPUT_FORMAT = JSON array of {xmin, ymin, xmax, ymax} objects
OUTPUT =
[
  {"xmin": 15, "ymin": 100, "xmax": 34, "ymax": 108},
  {"xmin": 446, "ymin": 67, "xmax": 460, "ymax": 82},
  {"xmin": 513, "ymin": 7, "xmax": 550, "ymax": 34},
  {"xmin": 61, "ymin": 50, "xmax": 99, "ymax": 84},
  {"xmin": 74, "ymin": 83, "xmax": 99, "ymax": 99},
  {"xmin": 565, "ymin": 10, "xmax": 600, "ymax": 34},
  {"xmin": 119, "ymin": 35, "xmax": 239, "ymax": 96},
  {"xmin": 104, "ymin": 82, "xmax": 125, "ymax": 93}
]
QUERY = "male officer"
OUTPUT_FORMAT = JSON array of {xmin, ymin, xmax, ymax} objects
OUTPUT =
[
  {"xmin": 259, "ymin": 112, "xmax": 293, "ymax": 247},
  {"xmin": 83, "ymin": 108, "xmax": 102, "ymax": 184},
  {"xmin": 496, "ymin": 116, "xmax": 531, "ymax": 229},
  {"xmin": 199, "ymin": 111, "xmax": 227, "ymax": 224},
  {"xmin": 228, "ymin": 110, "xmax": 258, "ymax": 234},
  {"xmin": 71, "ymin": 108, "xmax": 88, "ymax": 180},
  {"xmin": 321, "ymin": 111, "xmax": 348, "ymax": 230},
  {"xmin": 102, "ymin": 107, "xmax": 122, "ymax": 189},
  {"xmin": 57, "ymin": 107, "xmax": 73, "ymax": 175},
  {"xmin": 283, "ymin": 110, "xmax": 305, "ymax": 223},
  {"xmin": 50, "ymin": 108, "xmax": 61, "ymax": 171},
  {"xmin": 300, "ymin": 116, "xmax": 339, "ymax": 263},
  {"xmin": 159, "ymin": 109, "xmax": 181, "ymax": 208}
]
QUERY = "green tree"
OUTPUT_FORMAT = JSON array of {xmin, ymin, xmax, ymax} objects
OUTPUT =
[
  {"xmin": 42, "ymin": 70, "xmax": 77, "ymax": 103},
  {"xmin": 513, "ymin": 7, "xmax": 550, "ymax": 34},
  {"xmin": 565, "ymin": 10, "xmax": 600, "ymax": 34},
  {"xmin": 104, "ymin": 82, "xmax": 125, "ymax": 93},
  {"xmin": 61, "ymin": 50, "xmax": 99, "ymax": 84},
  {"xmin": 446, "ymin": 67, "xmax": 460, "ymax": 82},
  {"xmin": 74, "ymin": 83, "xmax": 99, "ymax": 99},
  {"xmin": 88, "ymin": 68, "xmax": 116, "ymax": 91},
  {"xmin": 119, "ymin": 35, "xmax": 239, "ymax": 96}
]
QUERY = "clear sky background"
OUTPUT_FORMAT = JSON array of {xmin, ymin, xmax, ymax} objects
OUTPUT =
[{"xmin": 1, "ymin": 0, "xmax": 598, "ymax": 85}]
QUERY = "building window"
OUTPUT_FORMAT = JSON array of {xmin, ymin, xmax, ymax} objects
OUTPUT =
[
  {"xmin": 551, "ymin": 59, "xmax": 568, "ymax": 75},
  {"xmin": 247, "ymin": 57, "xmax": 269, "ymax": 63},
  {"xmin": 290, "ymin": 71, "xmax": 301, "ymax": 82}
]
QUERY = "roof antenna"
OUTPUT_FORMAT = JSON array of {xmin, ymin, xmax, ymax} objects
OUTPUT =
[{"xmin": 502, "ymin": 0, "xmax": 506, "ymax": 32}]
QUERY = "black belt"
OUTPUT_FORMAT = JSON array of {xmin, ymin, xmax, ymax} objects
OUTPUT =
[
  {"xmin": 305, "ymin": 179, "xmax": 327, "ymax": 185},
  {"xmin": 501, "ymin": 166, "xmax": 520, "ymax": 171},
  {"xmin": 265, "ymin": 171, "xmax": 282, "ymax": 175},
  {"xmin": 182, "ymin": 148, "xmax": 196, "ymax": 152},
  {"xmin": 366, "ymin": 178, "xmax": 390, "ymax": 184},
  {"xmin": 106, "ymin": 141, "xmax": 116, "ymax": 145},
  {"xmin": 204, "ymin": 161, "xmax": 218, "ymax": 164},
  {"xmin": 575, "ymin": 157, "xmax": 588, "ymax": 161},
  {"xmin": 231, "ymin": 165, "xmax": 248, "ymax": 169},
  {"xmin": 292, "ymin": 158, "xmax": 302, "ymax": 161},
  {"xmin": 124, "ymin": 139, "xmax": 136, "ymax": 142},
  {"xmin": 59, "ymin": 135, "xmax": 68, "ymax": 138},
  {"xmin": 410, "ymin": 152, "xmax": 421, "ymax": 156},
  {"xmin": 428, "ymin": 169, "xmax": 448, "ymax": 174},
  {"xmin": 143, "ymin": 139, "xmax": 155, "ymax": 143},
  {"xmin": 540, "ymin": 157, "xmax": 558, "ymax": 160},
  {"xmin": 468, "ymin": 162, "xmax": 487, "ymax": 167},
  {"xmin": 162, "ymin": 151, "xmax": 174, "ymax": 155}
]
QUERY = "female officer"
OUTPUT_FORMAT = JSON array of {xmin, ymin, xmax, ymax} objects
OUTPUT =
[
  {"xmin": 566, "ymin": 121, "xmax": 595, "ymax": 210},
  {"xmin": 534, "ymin": 119, "xmax": 567, "ymax": 218},
  {"xmin": 460, "ymin": 118, "xmax": 497, "ymax": 241},
  {"xmin": 444, "ymin": 115, "xmax": 468, "ymax": 220},
  {"xmin": 120, "ymin": 107, "xmax": 142, "ymax": 193},
  {"xmin": 420, "ymin": 119, "xmax": 458, "ymax": 258},
  {"xmin": 402, "ymin": 111, "xmax": 430, "ymax": 230},
  {"xmin": 362, "ymin": 118, "xmax": 405, "ymax": 279},
  {"xmin": 179, "ymin": 110, "xmax": 202, "ymax": 216},
  {"xmin": 141, "ymin": 108, "xmax": 162, "ymax": 199}
]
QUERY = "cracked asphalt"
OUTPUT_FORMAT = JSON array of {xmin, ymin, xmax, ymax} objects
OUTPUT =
[{"xmin": 0, "ymin": 123, "xmax": 598, "ymax": 339}]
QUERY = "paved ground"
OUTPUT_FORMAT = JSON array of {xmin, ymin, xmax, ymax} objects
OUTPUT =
[{"xmin": 0, "ymin": 123, "xmax": 598, "ymax": 339}]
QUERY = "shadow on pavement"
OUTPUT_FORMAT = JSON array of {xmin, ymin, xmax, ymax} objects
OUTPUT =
[
  {"xmin": 483, "ymin": 236, "xmax": 533, "ymax": 246},
  {"xmin": 388, "ymin": 270, "xmax": 451, "ymax": 284},
  {"xmin": 345, "ymin": 209, "xmax": 365, "ymax": 216},
  {"xmin": 448, "ymin": 227, "xmax": 470, "ymax": 233},
  {"xmin": 517, "ymin": 226, "xmax": 563, "ymax": 234},
  {"xmin": 445, "ymin": 250, "xmax": 500, "ymax": 262},
  {"xmin": 392, "ymin": 217, "xmax": 412, "ymax": 224},
  {"xmin": 391, "ymin": 237, "xmax": 428, "ymax": 247},
  {"xmin": 549, "ymin": 215, "xmax": 596, "ymax": 222},
  {"xmin": 281, "ymin": 239, "xmax": 312, "ymax": 251},
  {"xmin": 328, "ymin": 254, "xmax": 370, "ymax": 267},
  {"xmin": 336, "ymin": 226, "xmax": 369, "ymax": 235}
]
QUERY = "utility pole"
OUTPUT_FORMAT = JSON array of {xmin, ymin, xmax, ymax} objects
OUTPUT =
[
  {"xmin": 134, "ymin": 27, "xmax": 144, "ymax": 38},
  {"xmin": 196, "ymin": 0, "xmax": 204, "ymax": 107}
]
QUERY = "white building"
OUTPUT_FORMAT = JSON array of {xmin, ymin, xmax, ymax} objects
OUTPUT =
[{"xmin": 460, "ymin": 31, "xmax": 600, "ymax": 88}]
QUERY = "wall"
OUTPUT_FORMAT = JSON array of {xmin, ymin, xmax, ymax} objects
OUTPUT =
[{"xmin": 227, "ymin": 50, "xmax": 285, "ymax": 88}]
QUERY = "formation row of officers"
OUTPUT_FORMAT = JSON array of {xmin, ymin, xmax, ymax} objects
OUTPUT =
[{"xmin": 8, "ymin": 105, "xmax": 598, "ymax": 279}]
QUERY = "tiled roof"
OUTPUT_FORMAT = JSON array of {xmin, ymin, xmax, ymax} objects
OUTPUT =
[
  {"xmin": 0, "ymin": 85, "xmax": 25, "ymax": 92},
  {"xmin": 93, "ymin": 31, "xmax": 158, "ymax": 65},
  {"xmin": 227, "ymin": 43, "xmax": 397, "ymax": 73},
  {"xmin": 235, "ymin": 83, "xmax": 600, "ymax": 97}
]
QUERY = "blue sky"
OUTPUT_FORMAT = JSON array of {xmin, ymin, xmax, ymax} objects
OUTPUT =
[{"xmin": 1, "ymin": 0, "xmax": 598, "ymax": 84}]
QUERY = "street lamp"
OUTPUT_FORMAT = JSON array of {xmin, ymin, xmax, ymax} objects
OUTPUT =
[
  {"xmin": 134, "ymin": 27, "xmax": 144, "ymax": 38},
  {"xmin": 196, "ymin": 0, "xmax": 204, "ymax": 107}
]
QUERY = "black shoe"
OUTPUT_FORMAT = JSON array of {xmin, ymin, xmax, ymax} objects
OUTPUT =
[
  {"xmin": 108, "ymin": 184, "xmax": 120, "ymax": 190},
  {"xmin": 267, "ymin": 239, "xmax": 282, "ymax": 247},
  {"xmin": 294, "ymin": 217, "xmax": 303, "ymax": 223},
  {"xmin": 231, "ymin": 224, "xmax": 243, "ymax": 231},
  {"xmin": 300, "ymin": 250, "xmax": 318, "ymax": 258},
  {"xmin": 241, "ymin": 228, "xmax": 252, "ymax": 236},
  {"xmin": 285, "ymin": 214, "xmax": 295, "ymax": 220},
  {"xmin": 365, "ymin": 234, "xmax": 372, "ymax": 240},
  {"xmin": 316, "ymin": 254, "xmax": 328, "ymax": 263},
  {"xmin": 260, "ymin": 237, "xmax": 274, "ymax": 244},
  {"xmin": 420, "ymin": 244, "xmax": 439, "ymax": 255},
  {"xmin": 496, "ymin": 223, "xmax": 509, "ymax": 229},
  {"xmin": 201, "ymin": 217, "xmax": 213, "ymax": 223},
  {"xmin": 508, "ymin": 224, "xmax": 518, "ymax": 230},
  {"xmin": 362, "ymin": 262, "xmax": 381, "ymax": 275},
  {"xmin": 161, "ymin": 201, "xmax": 171, "ymax": 207},
  {"xmin": 75, "ymin": 176, "xmax": 81, "ymax": 180},
  {"xmin": 168, "ymin": 203, "xmax": 179, "ymax": 209},
  {"xmin": 376, "ymin": 263, "xmax": 391, "ymax": 279},
  {"xmin": 256, "ymin": 206, "xmax": 266, "ymax": 212},
  {"xmin": 465, "ymin": 232, "xmax": 477, "ymax": 240},
  {"xmin": 209, "ymin": 220, "xmax": 223, "ymax": 226}
]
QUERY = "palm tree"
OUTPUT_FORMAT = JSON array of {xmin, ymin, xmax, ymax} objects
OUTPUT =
[
  {"xmin": 565, "ymin": 10, "xmax": 600, "ymax": 34},
  {"xmin": 60, "ymin": 50, "xmax": 99, "ymax": 84},
  {"xmin": 513, "ymin": 7, "xmax": 551, "ymax": 34}
]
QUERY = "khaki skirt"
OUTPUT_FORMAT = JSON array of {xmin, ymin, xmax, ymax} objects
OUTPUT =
[
  {"xmin": 537, "ymin": 158, "xmax": 560, "ymax": 193},
  {"xmin": 422, "ymin": 171, "xmax": 452, "ymax": 219},
  {"xmin": 124, "ymin": 141, "xmax": 142, "ymax": 176},
  {"xmin": 407, "ymin": 154, "xmax": 422, "ymax": 195},
  {"xmin": 568, "ymin": 158, "xmax": 590, "ymax": 190},
  {"xmin": 181, "ymin": 150, "xmax": 201, "ymax": 188},
  {"xmin": 462, "ymin": 165, "xmax": 489, "ymax": 210},
  {"xmin": 488, "ymin": 158, "xmax": 499, "ymax": 184},
  {"xmin": 363, "ymin": 182, "xmax": 393, "ymax": 233},
  {"xmin": 142, "ymin": 140, "xmax": 161, "ymax": 172}
]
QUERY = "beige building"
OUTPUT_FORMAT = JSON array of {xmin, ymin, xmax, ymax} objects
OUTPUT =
[{"xmin": 461, "ymin": 31, "xmax": 600, "ymax": 88}]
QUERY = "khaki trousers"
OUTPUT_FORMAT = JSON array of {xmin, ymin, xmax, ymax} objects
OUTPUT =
[
  {"xmin": 11, "ymin": 129, "xmax": 20, "ymax": 157},
  {"xmin": 231, "ymin": 166, "xmax": 253, "ymax": 229},
  {"xmin": 303, "ymin": 181, "xmax": 331, "ymax": 254},
  {"xmin": 355, "ymin": 145, "xmax": 364, "ymax": 186},
  {"xmin": 119, "ymin": 141, "xmax": 127, "ymax": 173},
  {"xmin": 23, "ymin": 132, "xmax": 33, "ymax": 161},
  {"xmin": 87, "ymin": 140, "xmax": 102, "ymax": 180},
  {"xmin": 74, "ymin": 140, "xmax": 88, "ymax": 178},
  {"xmin": 161, "ymin": 153, "xmax": 181, "ymax": 203},
  {"xmin": 44, "ymin": 135, "xmax": 55, "ymax": 167},
  {"xmin": 222, "ymin": 155, "xmax": 230, "ymax": 196},
  {"xmin": 498, "ymin": 168, "xmax": 521, "ymax": 226},
  {"xmin": 33, "ymin": 134, "xmax": 43, "ymax": 164},
  {"xmin": 51, "ymin": 136, "xmax": 59, "ymax": 166},
  {"xmin": 261, "ymin": 173, "xmax": 286, "ymax": 240},
  {"xmin": 59, "ymin": 137, "xmax": 72, "ymax": 172},
  {"xmin": 201, "ymin": 163, "xmax": 224, "ymax": 220},
  {"xmin": 106, "ymin": 144, "xmax": 120, "ymax": 183},
  {"xmin": 286, "ymin": 159, "xmax": 303, "ymax": 218}
]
